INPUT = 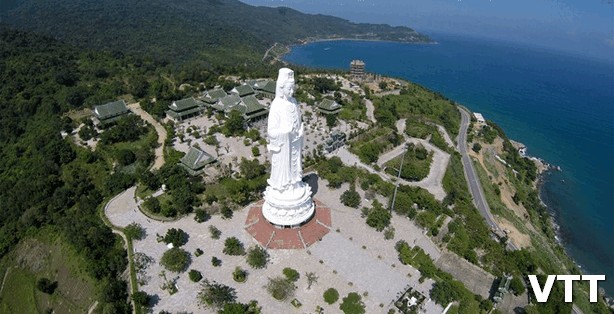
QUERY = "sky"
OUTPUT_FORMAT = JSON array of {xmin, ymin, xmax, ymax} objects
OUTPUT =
[{"xmin": 240, "ymin": 0, "xmax": 614, "ymax": 62}]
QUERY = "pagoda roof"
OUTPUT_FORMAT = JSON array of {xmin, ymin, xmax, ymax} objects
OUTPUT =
[
  {"xmin": 93, "ymin": 100, "xmax": 129, "ymax": 120},
  {"xmin": 179, "ymin": 147, "xmax": 215, "ymax": 174},
  {"xmin": 231, "ymin": 84, "xmax": 255, "ymax": 97},
  {"xmin": 169, "ymin": 97, "xmax": 203, "ymax": 112}
]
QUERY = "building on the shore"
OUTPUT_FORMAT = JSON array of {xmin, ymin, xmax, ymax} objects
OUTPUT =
[
  {"xmin": 166, "ymin": 97, "xmax": 205, "ymax": 122},
  {"xmin": 324, "ymin": 130, "xmax": 346, "ymax": 153},
  {"xmin": 179, "ymin": 146, "xmax": 216, "ymax": 176},
  {"xmin": 230, "ymin": 84, "xmax": 255, "ymax": 98},
  {"xmin": 350, "ymin": 59, "xmax": 365, "ymax": 78},
  {"xmin": 474, "ymin": 112, "xmax": 486, "ymax": 125},
  {"xmin": 92, "ymin": 100, "xmax": 131, "ymax": 127},
  {"xmin": 316, "ymin": 99, "xmax": 342, "ymax": 115}
]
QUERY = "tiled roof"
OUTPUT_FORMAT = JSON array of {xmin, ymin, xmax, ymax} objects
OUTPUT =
[
  {"xmin": 169, "ymin": 97, "xmax": 203, "ymax": 112},
  {"xmin": 231, "ymin": 85, "xmax": 255, "ymax": 97},
  {"xmin": 180, "ymin": 147, "xmax": 215, "ymax": 171},
  {"xmin": 93, "ymin": 100, "xmax": 129, "ymax": 120}
]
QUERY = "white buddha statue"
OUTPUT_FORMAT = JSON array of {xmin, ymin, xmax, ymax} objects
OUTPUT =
[{"xmin": 262, "ymin": 68, "xmax": 314, "ymax": 226}]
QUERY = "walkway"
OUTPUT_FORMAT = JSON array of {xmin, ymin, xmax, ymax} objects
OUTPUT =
[
  {"xmin": 128, "ymin": 102, "xmax": 167, "ymax": 170},
  {"xmin": 365, "ymin": 98, "xmax": 376, "ymax": 123}
]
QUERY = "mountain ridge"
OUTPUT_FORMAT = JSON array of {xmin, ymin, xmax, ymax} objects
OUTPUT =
[{"xmin": 0, "ymin": 0, "xmax": 431, "ymax": 64}]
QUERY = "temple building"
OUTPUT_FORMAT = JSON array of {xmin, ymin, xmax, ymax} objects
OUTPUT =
[
  {"xmin": 200, "ymin": 88, "xmax": 228, "ymax": 106},
  {"xmin": 179, "ymin": 146, "xmax": 216, "ymax": 176},
  {"xmin": 237, "ymin": 95, "xmax": 269, "ymax": 126},
  {"xmin": 250, "ymin": 79, "xmax": 276, "ymax": 99},
  {"xmin": 316, "ymin": 99, "xmax": 342, "ymax": 115},
  {"xmin": 92, "ymin": 100, "xmax": 131, "ymax": 126},
  {"xmin": 230, "ymin": 84, "xmax": 256, "ymax": 98},
  {"xmin": 166, "ymin": 97, "xmax": 205, "ymax": 122}
]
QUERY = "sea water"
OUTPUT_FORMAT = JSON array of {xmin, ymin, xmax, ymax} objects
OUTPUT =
[{"xmin": 284, "ymin": 34, "xmax": 614, "ymax": 296}]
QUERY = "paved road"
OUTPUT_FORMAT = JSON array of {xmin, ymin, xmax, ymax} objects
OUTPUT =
[
  {"xmin": 457, "ymin": 108, "xmax": 517, "ymax": 250},
  {"xmin": 128, "ymin": 102, "xmax": 167, "ymax": 170}
]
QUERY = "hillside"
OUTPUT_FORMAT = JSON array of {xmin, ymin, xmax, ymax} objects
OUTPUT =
[{"xmin": 0, "ymin": 0, "xmax": 430, "ymax": 64}]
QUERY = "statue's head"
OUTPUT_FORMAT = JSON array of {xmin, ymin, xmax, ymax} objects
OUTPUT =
[{"xmin": 276, "ymin": 68, "xmax": 295, "ymax": 100}]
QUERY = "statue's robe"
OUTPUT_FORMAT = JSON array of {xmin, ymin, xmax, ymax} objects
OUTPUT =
[{"xmin": 267, "ymin": 96, "xmax": 303, "ymax": 190}]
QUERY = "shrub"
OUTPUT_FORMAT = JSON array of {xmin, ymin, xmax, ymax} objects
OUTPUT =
[
  {"xmin": 283, "ymin": 267, "xmax": 300, "ymax": 282},
  {"xmin": 384, "ymin": 226, "xmax": 395, "ymax": 240},
  {"xmin": 266, "ymin": 277, "xmax": 296, "ymax": 301},
  {"xmin": 366, "ymin": 205, "xmax": 391, "ymax": 231},
  {"xmin": 340, "ymin": 188, "xmax": 361, "ymax": 208},
  {"xmin": 163, "ymin": 228, "xmax": 188, "ymax": 247},
  {"xmin": 160, "ymin": 248, "xmax": 191, "ymax": 272},
  {"xmin": 323, "ymin": 288, "xmax": 339, "ymax": 304},
  {"xmin": 221, "ymin": 205, "xmax": 234, "ymax": 219},
  {"xmin": 194, "ymin": 209, "xmax": 211, "ymax": 223},
  {"xmin": 339, "ymin": 292, "xmax": 365, "ymax": 314},
  {"xmin": 251, "ymin": 146, "xmax": 260, "ymax": 156},
  {"xmin": 189, "ymin": 269, "xmax": 203, "ymax": 282},
  {"xmin": 223, "ymin": 237, "xmax": 245, "ymax": 256},
  {"xmin": 246, "ymin": 246, "xmax": 269, "ymax": 269},
  {"xmin": 211, "ymin": 256, "xmax": 222, "ymax": 267},
  {"xmin": 195, "ymin": 248, "xmax": 204, "ymax": 256},
  {"xmin": 132, "ymin": 291, "xmax": 150, "ymax": 306},
  {"xmin": 124, "ymin": 222, "xmax": 145, "ymax": 240},
  {"xmin": 472, "ymin": 142, "xmax": 482, "ymax": 153},
  {"xmin": 36, "ymin": 278, "xmax": 58, "ymax": 294},
  {"xmin": 233, "ymin": 267, "xmax": 247, "ymax": 283},
  {"xmin": 209, "ymin": 225, "xmax": 221, "ymax": 239},
  {"xmin": 143, "ymin": 196, "xmax": 161, "ymax": 213}
]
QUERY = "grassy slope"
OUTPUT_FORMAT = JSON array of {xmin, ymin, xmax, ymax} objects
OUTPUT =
[{"xmin": 0, "ymin": 231, "xmax": 97, "ymax": 314}]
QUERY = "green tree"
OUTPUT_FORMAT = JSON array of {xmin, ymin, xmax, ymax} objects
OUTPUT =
[
  {"xmin": 143, "ymin": 196, "xmax": 161, "ymax": 214},
  {"xmin": 283, "ymin": 267, "xmax": 300, "ymax": 282},
  {"xmin": 160, "ymin": 248, "xmax": 191, "ymax": 272},
  {"xmin": 223, "ymin": 237, "xmax": 245, "ymax": 256},
  {"xmin": 323, "ymin": 288, "xmax": 339, "ymax": 304},
  {"xmin": 198, "ymin": 280, "xmax": 237, "ymax": 309},
  {"xmin": 339, "ymin": 292, "xmax": 365, "ymax": 314},
  {"xmin": 189, "ymin": 269, "xmax": 203, "ymax": 282},
  {"xmin": 209, "ymin": 225, "xmax": 222, "ymax": 239},
  {"xmin": 124, "ymin": 222, "xmax": 145, "ymax": 240},
  {"xmin": 163, "ymin": 228, "xmax": 189, "ymax": 247},
  {"xmin": 509, "ymin": 276, "xmax": 526, "ymax": 295},
  {"xmin": 233, "ymin": 266, "xmax": 247, "ymax": 283},
  {"xmin": 366, "ymin": 203, "xmax": 391, "ymax": 231},
  {"xmin": 36, "ymin": 278, "xmax": 58, "ymax": 294},
  {"xmin": 246, "ymin": 245, "xmax": 269, "ymax": 269},
  {"xmin": 472, "ymin": 142, "xmax": 482, "ymax": 153},
  {"xmin": 132, "ymin": 291, "xmax": 150, "ymax": 306},
  {"xmin": 224, "ymin": 111, "xmax": 245, "ymax": 136},
  {"xmin": 266, "ymin": 277, "xmax": 296, "ymax": 301},
  {"xmin": 340, "ymin": 188, "xmax": 361, "ymax": 208}
]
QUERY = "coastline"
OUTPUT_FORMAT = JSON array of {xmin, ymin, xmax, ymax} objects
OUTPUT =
[{"xmin": 273, "ymin": 37, "xmax": 437, "ymax": 64}]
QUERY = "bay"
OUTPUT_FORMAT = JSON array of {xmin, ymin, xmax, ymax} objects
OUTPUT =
[{"xmin": 284, "ymin": 34, "xmax": 614, "ymax": 296}]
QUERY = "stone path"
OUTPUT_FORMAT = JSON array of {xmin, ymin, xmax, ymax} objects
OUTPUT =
[
  {"xmin": 365, "ymin": 98, "xmax": 376, "ymax": 123},
  {"xmin": 128, "ymin": 102, "xmax": 167, "ymax": 170}
]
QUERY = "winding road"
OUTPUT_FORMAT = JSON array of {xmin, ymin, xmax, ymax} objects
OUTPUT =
[{"xmin": 457, "ymin": 108, "xmax": 517, "ymax": 251}]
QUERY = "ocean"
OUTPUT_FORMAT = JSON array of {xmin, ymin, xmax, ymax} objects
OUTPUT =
[{"xmin": 284, "ymin": 34, "xmax": 614, "ymax": 296}]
